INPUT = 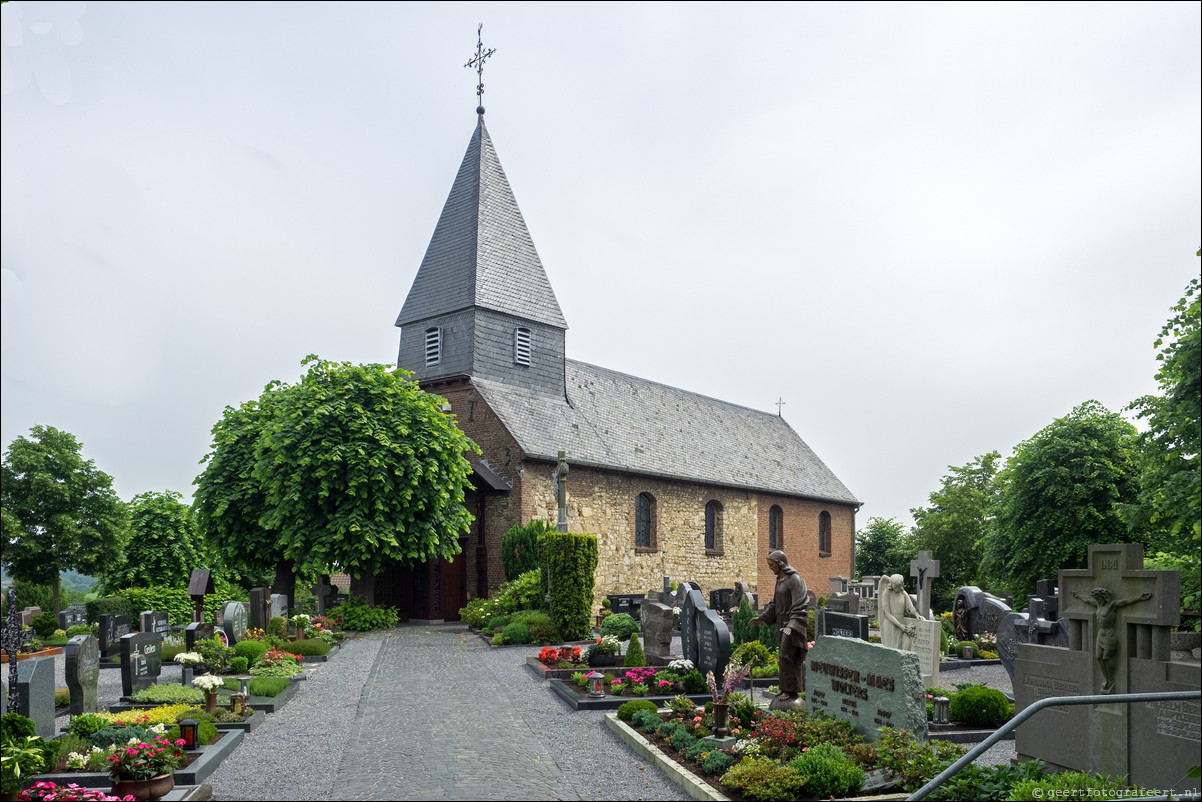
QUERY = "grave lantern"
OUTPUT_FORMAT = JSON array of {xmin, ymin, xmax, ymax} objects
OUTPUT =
[
  {"xmin": 238, "ymin": 676, "xmax": 251, "ymax": 697},
  {"xmin": 962, "ymin": 645, "xmax": 973, "ymax": 659},
  {"xmin": 178, "ymin": 719, "xmax": 199, "ymax": 750},
  {"xmin": 587, "ymin": 671, "xmax": 606, "ymax": 698},
  {"xmin": 933, "ymin": 696, "xmax": 950, "ymax": 725}
]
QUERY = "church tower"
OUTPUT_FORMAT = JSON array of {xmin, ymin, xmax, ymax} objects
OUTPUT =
[{"xmin": 395, "ymin": 111, "xmax": 568, "ymax": 397}]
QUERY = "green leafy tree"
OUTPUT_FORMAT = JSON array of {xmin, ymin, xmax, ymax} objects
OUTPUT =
[
  {"xmin": 102, "ymin": 490, "xmax": 204, "ymax": 592},
  {"xmin": 1125, "ymin": 273, "xmax": 1200, "ymax": 551},
  {"xmin": 910, "ymin": 452, "xmax": 1000, "ymax": 612},
  {"xmin": 1, "ymin": 425, "xmax": 129, "ymax": 615},
  {"xmin": 983, "ymin": 401, "xmax": 1138, "ymax": 599},
  {"xmin": 854, "ymin": 516, "xmax": 913, "ymax": 580}
]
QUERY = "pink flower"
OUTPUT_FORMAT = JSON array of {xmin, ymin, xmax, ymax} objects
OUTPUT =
[
  {"xmin": 126, "ymin": 748, "xmax": 138, "ymax": 755},
  {"xmin": 175, "ymin": 739, "xmax": 186, "ymax": 746}
]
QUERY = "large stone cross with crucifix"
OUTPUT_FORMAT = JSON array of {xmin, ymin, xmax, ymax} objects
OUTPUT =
[{"xmin": 909, "ymin": 550, "xmax": 940, "ymax": 619}]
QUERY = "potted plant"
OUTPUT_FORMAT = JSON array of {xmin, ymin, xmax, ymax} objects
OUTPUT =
[
  {"xmin": 587, "ymin": 635, "xmax": 621, "ymax": 667},
  {"xmin": 106, "ymin": 735, "xmax": 185, "ymax": 801},
  {"xmin": 172, "ymin": 652, "xmax": 202, "ymax": 687},
  {"xmin": 192, "ymin": 675, "xmax": 224, "ymax": 715},
  {"xmin": 705, "ymin": 656, "xmax": 754, "ymax": 737}
]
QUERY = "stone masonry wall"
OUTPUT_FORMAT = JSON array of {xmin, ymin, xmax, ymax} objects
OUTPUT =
[{"xmin": 756, "ymin": 494, "xmax": 856, "ymax": 606}]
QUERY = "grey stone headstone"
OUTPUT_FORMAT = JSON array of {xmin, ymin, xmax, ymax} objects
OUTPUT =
[
  {"xmin": 119, "ymin": 631, "xmax": 163, "ymax": 697},
  {"xmin": 270, "ymin": 593, "xmax": 289, "ymax": 620},
  {"xmin": 997, "ymin": 605, "xmax": 1069, "ymax": 684},
  {"xmin": 140, "ymin": 611, "xmax": 170, "ymax": 637},
  {"xmin": 807, "ymin": 636, "xmax": 927, "ymax": 742},
  {"xmin": 64, "ymin": 635, "xmax": 100, "ymax": 716},
  {"xmin": 641, "ymin": 601, "xmax": 674, "ymax": 661},
  {"xmin": 679, "ymin": 587, "xmax": 705, "ymax": 668},
  {"xmin": 19, "ymin": 609, "xmax": 35, "ymax": 628},
  {"xmin": 829, "ymin": 577, "xmax": 848, "ymax": 595},
  {"xmin": 249, "ymin": 587, "xmax": 271, "ymax": 633},
  {"xmin": 58, "ymin": 605, "xmax": 86, "ymax": 631},
  {"xmin": 828, "ymin": 592, "xmax": 860, "ymax": 616},
  {"xmin": 16, "ymin": 655, "xmax": 55, "ymax": 739},
  {"xmin": 818, "ymin": 609, "xmax": 869, "ymax": 641},
  {"xmin": 976, "ymin": 594, "xmax": 1012, "ymax": 637},
  {"xmin": 97, "ymin": 614, "xmax": 131, "ymax": 659},
  {"xmin": 696, "ymin": 608, "xmax": 731, "ymax": 680},
  {"xmin": 219, "ymin": 601, "xmax": 249, "ymax": 644},
  {"xmin": 184, "ymin": 621, "xmax": 214, "ymax": 652}
]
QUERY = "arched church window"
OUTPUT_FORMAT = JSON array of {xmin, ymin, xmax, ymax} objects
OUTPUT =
[
  {"xmin": 514, "ymin": 328, "xmax": 532, "ymax": 366},
  {"xmin": 424, "ymin": 327, "xmax": 442, "ymax": 367},
  {"xmin": 818, "ymin": 510, "xmax": 831, "ymax": 556},
  {"xmin": 769, "ymin": 505, "xmax": 783, "ymax": 550},
  {"xmin": 635, "ymin": 493, "xmax": 656, "ymax": 550},
  {"xmin": 705, "ymin": 500, "xmax": 723, "ymax": 553}
]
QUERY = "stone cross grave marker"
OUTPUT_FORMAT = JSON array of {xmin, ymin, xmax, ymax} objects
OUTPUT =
[
  {"xmin": 807, "ymin": 636, "xmax": 927, "ymax": 742},
  {"xmin": 270, "ymin": 593, "xmax": 289, "ymax": 620},
  {"xmin": 249, "ymin": 588, "xmax": 272, "ymax": 634},
  {"xmin": 219, "ymin": 601, "xmax": 250, "ymax": 644},
  {"xmin": 996, "ymin": 595, "xmax": 1068, "ymax": 684},
  {"xmin": 641, "ymin": 600, "xmax": 675, "ymax": 665},
  {"xmin": 1033, "ymin": 579, "xmax": 1059, "ymax": 619},
  {"xmin": 119, "ymin": 631, "xmax": 163, "ymax": 698},
  {"xmin": 679, "ymin": 586, "xmax": 705, "ymax": 668},
  {"xmin": 187, "ymin": 569, "xmax": 215, "ymax": 624},
  {"xmin": 140, "ymin": 611, "xmax": 170, "ymax": 638},
  {"xmin": 97, "ymin": 614, "xmax": 131, "ymax": 660},
  {"xmin": 696, "ymin": 608, "xmax": 732, "ymax": 681},
  {"xmin": 184, "ymin": 622, "xmax": 214, "ymax": 652},
  {"xmin": 1015, "ymin": 543, "xmax": 1198, "ymax": 792},
  {"xmin": 64, "ymin": 634, "xmax": 100, "ymax": 716},
  {"xmin": 817, "ymin": 609, "xmax": 869, "ymax": 641},
  {"xmin": 909, "ymin": 550, "xmax": 940, "ymax": 619},
  {"xmin": 16, "ymin": 656, "xmax": 56, "ymax": 738}
]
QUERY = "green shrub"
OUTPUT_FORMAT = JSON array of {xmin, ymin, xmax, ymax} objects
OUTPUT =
[
  {"xmin": 31, "ymin": 612, "xmax": 59, "ymax": 638},
  {"xmin": 731, "ymin": 598, "xmax": 756, "ymax": 647},
  {"xmin": 600, "ymin": 613, "xmax": 639, "ymax": 641},
  {"xmin": 249, "ymin": 676, "xmax": 289, "ymax": 697},
  {"xmin": 788, "ymin": 743, "xmax": 864, "ymax": 799},
  {"xmin": 485, "ymin": 616, "xmax": 510, "ymax": 632},
  {"xmin": 656, "ymin": 721, "xmax": 684, "ymax": 740},
  {"xmin": 288, "ymin": 638, "xmax": 331, "ymax": 656},
  {"xmin": 501, "ymin": 519, "xmax": 553, "ymax": 580},
  {"xmin": 334, "ymin": 596, "xmax": 399, "ymax": 631},
  {"xmin": 670, "ymin": 729, "xmax": 697, "ymax": 753},
  {"xmin": 501, "ymin": 622, "xmax": 529, "ymax": 645},
  {"xmin": 720, "ymin": 755, "xmax": 806, "ymax": 802},
  {"xmin": 162, "ymin": 642, "xmax": 185, "ymax": 662},
  {"xmin": 1007, "ymin": 770, "xmax": 1129, "ymax": 801},
  {"xmin": 950, "ymin": 685, "xmax": 1012, "ymax": 727},
  {"xmin": 66, "ymin": 713, "xmax": 110, "ymax": 740},
  {"xmin": 164, "ymin": 721, "xmax": 218, "ymax": 746},
  {"xmin": 65, "ymin": 624, "xmax": 92, "ymax": 637},
  {"xmin": 0, "ymin": 714, "xmax": 36, "ymax": 746},
  {"xmin": 119, "ymin": 586, "xmax": 195, "ymax": 626},
  {"xmin": 509, "ymin": 610, "xmax": 557, "ymax": 643},
  {"xmin": 874, "ymin": 728, "xmax": 967, "ymax": 792},
  {"xmin": 234, "ymin": 640, "xmax": 270, "ymax": 662},
  {"xmin": 682, "ymin": 669, "xmax": 707, "ymax": 694},
  {"xmin": 928, "ymin": 758, "xmax": 1047, "ymax": 801},
  {"xmin": 541, "ymin": 532, "xmax": 598, "ymax": 641},
  {"xmin": 85, "ymin": 596, "xmax": 136, "ymax": 624},
  {"xmin": 130, "ymin": 684, "xmax": 204, "ymax": 705},
  {"xmin": 229, "ymin": 656, "xmax": 249, "ymax": 673},
  {"xmin": 249, "ymin": 661, "xmax": 300, "ymax": 677},
  {"xmin": 53, "ymin": 688, "xmax": 69, "ymax": 707},
  {"xmin": 459, "ymin": 597, "xmax": 490, "ymax": 628},
  {"xmin": 195, "ymin": 635, "xmax": 233, "ymax": 674},
  {"xmin": 685, "ymin": 739, "xmax": 711, "ymax": 761},
  {"xmin": 267, "ymin": 616, "xmax": 288, "ymax": 640},
  {"xmin": 733, "ymin": 639, "xmax": 771, "ymax": 668},
  {"xmin": 630, "ymin": 709, "xmax": 661, "ymax": 730},
  {"xmin": 624, "ymin": 633, "xmax": 647, "ymax": 667},
  {"xmin": 617, "ymin": 699, "xmax": 659, "ymax": 722},
  {"xmin": 176, "ymin": 708, "xmax": 214, "ymax": 725},
  {"xmin": 702, "ymin": 750, "xmax": 733, "ymax": 776},
  {"xmin": 955, "ymin": 640, "xmax": 978, "ymax": 658},
  {"xmin": 89, "ymin": 725, "xmax": 155, "ymax": 750},
  {"xmin": 491, "ymin": 633, "xmax": 503, "ymax": 645},
  {"xmin": 940, "ymin": 626, "xmax": 949, "ymax": 655}
]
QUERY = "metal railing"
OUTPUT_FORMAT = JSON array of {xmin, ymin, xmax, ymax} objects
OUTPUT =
[{"xmin": 907, "ymin": 690, "xmax": 1202, "ymax": 801}]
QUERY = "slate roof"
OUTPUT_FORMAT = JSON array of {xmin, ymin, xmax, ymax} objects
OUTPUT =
[
  {"xmin": 396, "ymin": 114, "xmax": 568, "ymax": 330},
  {"xmin": 472, "ymin": 360, "xmax": 861, "ymax": 505}
]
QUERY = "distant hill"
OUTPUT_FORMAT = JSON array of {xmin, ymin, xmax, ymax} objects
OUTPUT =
[{"xmin": 0, "ymin": 568, "xmax": 97, "ymax": 594}]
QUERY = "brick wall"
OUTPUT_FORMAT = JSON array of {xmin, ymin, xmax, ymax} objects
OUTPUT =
[{"xmin": 756, "ymin": 494, "xmax": 856, "ymax": 605}]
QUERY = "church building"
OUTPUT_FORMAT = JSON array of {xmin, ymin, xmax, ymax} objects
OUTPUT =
[{"xmin": 383, "ymin": 106, "xmax": 861, "ymax": 621}]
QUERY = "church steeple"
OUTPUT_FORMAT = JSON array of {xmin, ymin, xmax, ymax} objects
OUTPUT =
[{"xmin": 396, "ymin": 114, "xmax": 568, "ymax": 396}]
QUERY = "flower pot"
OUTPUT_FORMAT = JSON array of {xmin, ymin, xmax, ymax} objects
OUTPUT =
[
  {"xmin": 111, "ymin": 772, "xmax": 175, "ymax": 801},
  {"xmin": 589, "ymin": 654, "xmax": 619, "ymax": 668},
  {"xmin": 204, "ymin": 691, "xmax": 218, "ymax": 715},
  {"xmin": 713, "ymin": 702, "xmax": 730, "ymax": 738}
]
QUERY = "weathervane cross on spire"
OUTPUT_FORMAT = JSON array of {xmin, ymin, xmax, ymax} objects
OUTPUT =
[{"xmin": 464, "ymin": 23, "xmax": 496, "ymax": 114}]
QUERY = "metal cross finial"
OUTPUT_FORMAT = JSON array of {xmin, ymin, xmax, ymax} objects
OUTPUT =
[
  {"xmin": 464, "ymin": 23, "xmax": 496, "ymax": 114},
  {"xmin": 775, "ymin": 397, "xmax": 786, "ymax": 416}
]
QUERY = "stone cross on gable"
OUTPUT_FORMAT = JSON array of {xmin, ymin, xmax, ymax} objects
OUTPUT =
[
  {"xmin": 1059, "ymin": 543, "xmax": 1179, "ymax": 695},
  {"xmin": 909, "ymin": 550, "xmax": 940, "ymax": 619}
]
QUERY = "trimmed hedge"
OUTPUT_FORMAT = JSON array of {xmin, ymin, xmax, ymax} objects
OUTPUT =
[
  {"xmin": 288, "ymin": 638, "xmax": 331, "ymax": 656},
  {"xmin": 85, "ymin": 596, "xmax": 136, "ymax": 624},
  {"xmin": 541, "ymin": 532, "xmax": 598, "ymax": 641},
  {"xmin": 501, "ymin": 519, "xmax": 553, "ymax": 581}
]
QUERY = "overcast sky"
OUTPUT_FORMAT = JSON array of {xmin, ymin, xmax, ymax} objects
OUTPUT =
[{"xmin": 2, "ymin": 2, "xmax": 1199, "ymax": 535}]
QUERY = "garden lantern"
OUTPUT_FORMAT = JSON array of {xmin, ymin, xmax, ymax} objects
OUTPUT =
[
  {"xmin": 179, "ymin": 719, "xmax": 199, "ymax": 750},
  {"xmin": 231, "ymin": 692, "xmax": 246, "ymax": 715},
  {"xmin": 962, "ymin": 645, "xmax": 973, "ymax": 659},
  {"xmin": 238, "ymin": 676, "xmax": 251, "ymax": 696},
  {"xmin": 587, "ymin": 671, "xmax": 606, "ymax": 698},
  {"xmin": 933, "ymin": 696, "xmax": 950, "ymax": 725}
]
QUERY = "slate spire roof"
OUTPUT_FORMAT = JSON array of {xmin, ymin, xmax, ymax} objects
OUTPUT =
[{"xmin": 396, "ymin": 114, "xmax": 568, "ymax": 330}]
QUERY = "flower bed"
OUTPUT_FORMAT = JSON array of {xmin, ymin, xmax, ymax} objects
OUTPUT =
[
  {"xmin": 1, "ymin": 647, "xmax": 63, "ymax": 664},
  {"xmin": 26, "ymin": 730, "xmax": 243, "ymax": 791}
]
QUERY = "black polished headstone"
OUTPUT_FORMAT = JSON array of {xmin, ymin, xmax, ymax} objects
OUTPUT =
[
  {"xmin": 818, "ymin": 609, "xmax": 870, "ymax": 641},
  {"xmin": 249, "ymin": 588, "xmax": 271, "ymax": 633},
  {"xmin": 184, "ymin": 621, "xmax": 214, "ymax": 652},
  {"xmin": 64, "ymin": 635, "xmax": 100, "ymax": 716},
  {"xmin": 139, "ymin": 611, "xmax": 170, "ymax": 637},
  {"xmin": 119, "ymin": 631, "xmax": 163, "ymax": 697},
  {"xmin": 58, "ymin": 605, "xmax": 86, "ymax": 630},
  {"xmin": 219, "ymin": 601, "xmax": 249, "ymax": 644},
  {"xmin": 679, "ymin": 587, "xmax": 705, "ymax": 667},
  {"xmin": 709, "ymin": 588, "xmax": 734, "ymax": 614},
  {"xmin": 97, "ymin": 614, "xmax": 131, "ymax": 659},
  {"xmin": 696, "ymin": 607, "xmax": 731, "ymax": 680}
]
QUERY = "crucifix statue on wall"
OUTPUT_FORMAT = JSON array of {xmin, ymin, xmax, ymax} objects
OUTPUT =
[{"xmin": 552, "ymin": 450, "xmax": 569, "ymax": 532}]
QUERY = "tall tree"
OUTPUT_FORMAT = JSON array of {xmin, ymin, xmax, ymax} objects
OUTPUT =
[
  {"xmin": 910, "ymin": 451, "xmax": 1000, "ymax": 612},
  {"xmin": 1, "ymin": 425, "xmax": 129, "ymax": 614},
  {"xmin": 854, "ymin": 516, "xmax": 913, "ymax": 580},
  {"xmin": 1126, "ymin": 273, "xmax": 1200, "ymax": 550},
  {"xmin": 102, "ymin": 490, "xmax": 204, "ymax": 592},
  {"xmin": 983, "ymin": 401, "xmax": 1138, "ymax": 599}
]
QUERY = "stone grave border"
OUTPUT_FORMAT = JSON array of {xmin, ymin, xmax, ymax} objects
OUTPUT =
[
  {"xmin": 28, "ymin": 728, "xmax": 244, "ymax": 789},
  {"xmin": 603, "ymin": 714, "xmax": 726, "ymax": 802},
  {"xmin": 549, "ymin": 679, "xmax": 711, "ymax": 711},
  {"xmin": 525, "ymin": 656, "xmax": 590, "ymax": 680},
  {"xmin": 0, "ymin": 647, "xmax": 63, "ymax": 664},
  {"xmin": 298, "ymin": 644, "xmax": 339, "ymax": 663}
]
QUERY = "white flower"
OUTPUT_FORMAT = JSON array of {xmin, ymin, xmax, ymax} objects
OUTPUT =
[
  {"xmin": 193, "ymin": 674, "xmax": 226, "ymax": 692},
  {"xmin": 150, "ymin": 723, "xmax": 166, "ymax": 734},
  {"xmin": 668, "ymin": 658, "xmax": 695, "ymax": 671},
  {"xmin": 66, "ymin": 752, "xmax": 87, "ymax": 769},
  {"xmin": 174, "ymin": 652, "xmax": 204, "ymax": 667}
]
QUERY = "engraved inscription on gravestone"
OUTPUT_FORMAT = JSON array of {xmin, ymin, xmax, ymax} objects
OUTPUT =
[
  {"xmin": 806, "ymin": 636, "xmax": 927, "ymax": 742},
  {"xmin": 97, "ymin": 615, "xmax": 131, "ymax": 659},
  {"xmin": 696, "ymin": 608, "xmax": 731, "ymax": 680},
  {"xmin": 139, "ymin": 611, "xmax": 170, "ymax": 637},
  {"xmin": 119, "ymin": 632, "xmax": 163, "ymax": 697},
  {"xmin": 818, "ymin": 610, "xmax": 869, "ymax": 641},
  {"xmin": 679, "ymin": 587, "xmax": 704, "ymax": 668},
  {"xmin": 219, "ymin": 601, "xmax": 249, "ymax": 644},
  {"xmin": 64, "ymin": 635, "xmax": 100, "ymax": 716}
]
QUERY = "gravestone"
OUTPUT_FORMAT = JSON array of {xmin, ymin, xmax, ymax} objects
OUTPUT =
[
  {"xmin": 187, "ymin": 569, "xmax": 215, "ymax": 624},
  {"xmin": 817, "ymin": 609, "xmax": 869, "ymax": 641},
  {"xmin": 911, "ymin": 618, "xmax": 942, "ymax": 687},
  {"xmin": 709, "ymin": 588, "xmax": 734, "ymax": 615},
  {"xmin": 828, "ymin": 592, "xmax": 860, "ymax": 616},
  {"xmin": 3, "ymin": 588, "xmax": 35, "ymax": 714},
  {"xmin": 16, "ymin": 655, "xmax": 55, "ymax": 738},
  {"xmin": 1015, "ymin": 543, "xmax": 1199, "ymax": 791},
  {"xmin": 731, "ymin": 581, "xmax": 756, "ymax": 611},
  {"xmin": 909, "ymin": 550, "xmax": 941, "ymax": 619},
  {"xmin": 64, "ymin": 635, "xmax": 100, "ymax": 715},
  {"xmin": 641, "ymin": 601, "xmax": 676, "ymax": 665},
  {"xmin": 19, "ymin": 608, "xmax": 40, "ymax": 628},
  {"xmin": 696, "ymin": 608, "xmax": 731, "ymax": 680},
  {"xmin": 218, "ymin": 601, "xmax": 250, "ymax": 644},
  {"xmin": 314, "ymin": 575, "xmax": 336, "ymax": 616},
  {"xmin": 807, "ymin": 636, "xmax": 927, "ymax": 742},
  {"xmin": 997, "ymin": 596, "xmax": 1069, "ymax": 683},
  {"xmin": 952, "ymin": 586, "xmax": 1012, "ymax": 640},
  {"xmin": 679, "ymin": 587, "xmax": 705, "ymax": 668},
  {"xmin": 97, "ymin": 614, "xmax": 131, "ymax": 659},
  {"xmin": 140, "ymin": 611, "xmax": 170, "ymax": 638},
  {"xmin": 847, "ymin": 580, "xmax": 878, "ymax": 620},
  {"xmin": 1033, "ymin": 579, "xmax": 1059, "ymax": 619},
  {"xmin": 270, "ymin": 593, "xmax": 289, "ymax": 620},
  {"xmin": 829, "ymin": 577, "xmax": 848, "ymax": 595},
  {"xmin": 119, "ymin": 632, "xmax": 163, "ymax": 697},
  {"xmin": 249, "ymin": 588, "xmax": 272, "ymax": 633},
  {"xmin": 58, "ymin": 605, "xmax": 86, "ymax": 631},
  {"xmin": 184, "ymin": 622, "xmax": 214, "ymax": 652}
]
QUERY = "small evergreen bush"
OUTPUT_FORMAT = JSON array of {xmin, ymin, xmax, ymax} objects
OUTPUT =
[
  {"xmin": 164, "ymin": 721, "xmax": 218, "ymax": 746},
  {"xmin": 267, "ymin": 616, "xmax": 289, "ymax": 640},
  {"xmin": 670, "ymin": 729, "xmax": 696, "ymax": 753},
  {"xmin": 501, "ymin": 519, "xmax": 553, "ymax": 580},
  {"xmin": 950, "ymin": 685, "xmax": 1012, "ymax": 727},
  {"xmin": 955, "ymin": 640, "xmax": 978, "ymax": 658},
  {"xmin": 788, "ymin": 743, "xmax": 865, "ymax": 798},
  {"xmin": 334, "ymin": 596, "xmax": 399, "ymax": 631},
  {"xmin": 229, "ymin": 656, "xmax": 249, "ymax": 673},
  {"xmin": 195, "ymin": 636, "xmax": 233, "ymax": 674},
  {"xmin": 681, "ymin": 669, "xmax": 707, "ymax": 694},
  {"xmin": 1, "ymin": 714, "xmax": 36, "ymax": 745},
  {"xmin": 485, "ymin": 616, "xmax": 510, "ymax": 633},
  {"xmin": 541, "ymin": 532, "xmax": 598, "ymax": 641},
  {"xmin": 720, "ymin": 755, "xmax": 806, "ymax": 802},
  {"xmin": 31, "ymin": 612, "xmax": 59, "ymax": 637},
  {"xmin": 501, "ymin": 622, "xmax": 529, "ymax": 645},
  {"xmin": 630, "ymin": 709, "xmax": 661, "ymax": 730},
  {"xmin": 248, "ymin": 676, "xmax": 290, "ymax": 697},
  {"xmin": 685, "ymin": 739, "xmax": 711, "ymax": 761},
  {"xmin": 624, "ymin": 633, "xmax": 647, "ymax": 667},
  {"xmin": 234, "ymin": 639, "xmax": 270, "ymax": 662},
  {"xmin": 65, "ymin": 713, "xmax": 109, "ymax": 740},
  {"xmin": 89, "ymin": 725, "xmax": 155, "ymax": 750},
  {"xmin": 510, "ymin": 610, "xmax": 557, "ymax": 643},
  {"xmin": 130, "ymin": 684, "xmax": 205, "ymax": 705},
  {"xmin": 617, "ymin": 699, "xmax": 659, "ymax": 721},
  {"xmin": 702, "ymin": 750, "xmax": 733, "ymax": 776},
  {"xmin": 65, "ymin": 624, "xmax": 92, "ymax": 637},
  {"xmin": 656, "ymin": 721, "xmax": 684, "ymax": 740},
  {"xmin": 600, "ymin": 613, "xmax": 639, "ymax": 641}
]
